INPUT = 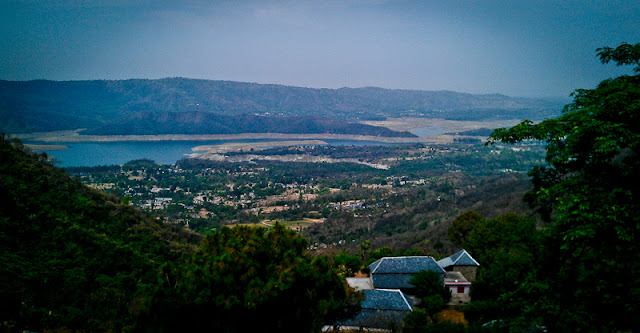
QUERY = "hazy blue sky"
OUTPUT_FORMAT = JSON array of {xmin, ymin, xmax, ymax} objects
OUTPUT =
[{"xmin": 1, "ymin": 0, "xmax": 639, "ymax": 97}]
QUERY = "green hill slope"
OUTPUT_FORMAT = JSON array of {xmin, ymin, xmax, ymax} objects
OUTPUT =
[
  {"xmin": 82, "ymin": 110, "xmax": 415, "ymax": 136},
  {"xmin": 0, "ymin": 135, "xmax": 201, "ymax": 331},
  {"xmin": 0, "ymin": 135, "xmax": 358, "ymax": 332}
]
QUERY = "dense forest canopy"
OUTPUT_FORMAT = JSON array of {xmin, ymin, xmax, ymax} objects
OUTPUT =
[
  {"xmin": 0, "ymin": 136, "xmax": 358, "ymax": 332},
  {"xmin": 480, "ymin": 42, "xmax": 640, "ymax": 331},
  {"xmin": 81, "ymin": 111, "xmax": 416, "ymax": 137},
  {"xmin": 0, "ymin": 135, "xmax": 200, "ymax": 330}
]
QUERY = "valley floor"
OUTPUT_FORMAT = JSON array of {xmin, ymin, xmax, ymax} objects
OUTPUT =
[{"xmin": 12, "ymin": 118, "xmax": 524, "ymax": 146}]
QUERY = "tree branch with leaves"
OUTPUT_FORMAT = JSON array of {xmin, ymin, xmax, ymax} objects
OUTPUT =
[{"xmin": 487, "ymin": 42, "xmax": 640, "ymax": 331}]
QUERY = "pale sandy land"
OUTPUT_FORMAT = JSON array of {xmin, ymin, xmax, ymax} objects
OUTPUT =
[
  {"xmin": 25, "ymin": 144, "xmax": 69, "ymax": 151},
  {"xmin": 361, "ymin": 117, "xmax": 523, "ymax": 132},
  {"xmin": 191, "ymin": 153, "xmax": 392, "ymax": 169},
  {"xmin": 24, "ymin": 131, "xmax": 439, "ymax": 144},
  {"xmin": 188, "ymin": 139, "xmax": 394, "ymax": 169},
  {"xmin": 11, "ymin": 129, "xmax": 85, "ymax": 141},
  {"xmin": 192, "ymin": 140, "xmax": 328, "ymax": 153},
  {"xmin": 12, "ymin": 118, "xmax": 521, "ymax": 145}
]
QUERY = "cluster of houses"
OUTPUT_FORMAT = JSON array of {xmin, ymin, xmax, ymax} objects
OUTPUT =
[{"xmin": 341, "ymin": 249, "xmax": 480, "ymax": 331}]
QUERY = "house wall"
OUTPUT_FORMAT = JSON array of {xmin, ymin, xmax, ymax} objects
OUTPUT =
[
  {"xmin": 447, "ymin": 285, "xmax": 471, "ymax": 305},
  {"xmin": 451, "ymin": 266, "xmax": 477, "ymax": 281},
  {"xmin": 449, "ymin": 285, "xmax": 470, "ymax": 298}
]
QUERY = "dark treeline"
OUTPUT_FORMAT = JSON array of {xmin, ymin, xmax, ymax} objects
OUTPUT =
[
  {"xmin": 223, "ymin": 143, "xmax": 415, "ymax": 161},
  {"xmin": 0, "ymin": 137, "xmax": 360, "ymax": 332},
  {"xmin": 444, "ymin": 43, "xmax": 640, "ymax": 332},
  {"xmin": 82, "ymin": 111, "xmax": 416, "ymax": 137}
]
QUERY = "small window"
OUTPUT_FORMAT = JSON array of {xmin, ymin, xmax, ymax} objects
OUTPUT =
[{"xmin": 457, "ymin": 286, "xmax": 465, "ymax": 294}]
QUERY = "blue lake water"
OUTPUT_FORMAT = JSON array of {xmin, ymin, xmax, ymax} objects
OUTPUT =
[{"xmin": 32, "ymin": 139, "xmax": 398, "ymax": 167}]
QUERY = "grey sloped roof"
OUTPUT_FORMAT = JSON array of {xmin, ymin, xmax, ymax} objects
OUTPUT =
[
  {"xmin": 444, "ymin": 271, "xmax": 469, "ymax": 284},
  {"xmin": 437, "ymin": 249, "xmax": 480, "ymax": 268},
  {"xmin": 339, "ymin": 289, "xmax": 414, "ymax": 330},
  {"xmin": 371, "ymin": 274, "xmax": 416, "ymax": 289},
  {"xmin": 369, "ymin": 256, "xmax": 446, "ymax": 275},
  {"xmin": 340, "ymin": 309, "xmax": 409, "ymax": 330},
  {"xmin": 369, "ymin": 256, "xmax": 446, "ymax": 289},
  {"xmin": 361, "ymin": 289, "xmax": 414, "ymax": 311}
]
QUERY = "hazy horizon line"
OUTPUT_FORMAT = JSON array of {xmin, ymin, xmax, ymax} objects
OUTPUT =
[{"xmin": 1, "ymin": 76, "xmax": 572, "ymax": 99}]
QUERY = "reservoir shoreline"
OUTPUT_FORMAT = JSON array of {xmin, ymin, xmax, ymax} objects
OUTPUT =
[
  {"xmin": 14, "ymin": 117, "xmax": 522, "ymax": 146},
  {"xmin": 21, "ymin": 132, "xmax": 439, "ymax": 144},
  {"xmin": 11, "ymin": 118, "xmax": 522, "ymax": 166}
]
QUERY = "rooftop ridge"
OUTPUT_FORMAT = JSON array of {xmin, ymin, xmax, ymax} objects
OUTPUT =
[
  {"xmin": 399, "ymin": 290, "xmax": 414, "ymax": 311},
  {"xmin": 372, "ymin": 289, "xmax": 413, "ymax": 311},
  {"xmin": 452, "ymin": 249, "xmax": 480, "ymax": 266},
  {"xmin": 369, "ymin": 256, "xmax": 446, "ymax": 276},
  {"xmin": 437, "ymin": 249, "xmax": 480, "ymax": 268},
  {"xmin": 370, "ymin": 257, "xmax": 385, "ymax": 274}
]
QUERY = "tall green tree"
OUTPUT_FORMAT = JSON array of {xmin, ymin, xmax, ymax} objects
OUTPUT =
[
  {"xmin": 334, "ymin": 250, "xmax": 363, "ymax": 277},
  {"xmin": 487, "ymin": 43, "xmax": 640, "ymax": 331},
  {"xmin": 409, "ymin": 270, "xmax": 451, "ymax": 315},
  {"xmin": 448, "ymin": 210, "xmax": 484, "ymax": 246},
  {"xmin": 459, "ymin": 213, "xmax": 540, "ymax": 325},
  {"xmin": 140, "ymin": 223, "xmax": 361, "ymax": 332},
  {"xmin": 0, "ymin": 135, "xmax": 199, "ymax": 332}
]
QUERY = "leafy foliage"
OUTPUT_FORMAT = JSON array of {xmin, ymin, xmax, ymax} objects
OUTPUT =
[
  {"xmin": 487, "ymin": 43, "xmax": 640, "ymax": 331},
  {"xmin": 409, "ymin": 270, "xmax": 451, "ymax": 315},
  {"xmin": 141, "ymin": 224, "xmax": 361, "ymax": 332},
  {"xmin": 333, "ymin": 251, "xmax": 364, "ymax": 277},
  {"xmin": 403, "ymin": 309, "xmax": 467, "ymax": 333},
  {"xmin": 448, "ymin": 210, "xmax": 483, "ymax": 246},
  {"xmin": 82, "ymin": 111, "xmax": 416, "ymax": 137},
  {"xmin": 463, "ymin": 213, "xmax": 539, "ymax": 295},
  {"xmin": 458, "ymin": 213, "xmax": 540, "ymax": 326},
  {"xmin": 0, "ymin": 137, "xmax": 359, "ymax": 332},
  {"xmin": 0, "ymin": 135, "xmax": 200, "ymax": 331}
]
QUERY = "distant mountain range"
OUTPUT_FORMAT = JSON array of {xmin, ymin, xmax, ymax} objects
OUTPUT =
[{"xmin": 0, "ymin": 78, "xmax": 565, "ymax": 136}]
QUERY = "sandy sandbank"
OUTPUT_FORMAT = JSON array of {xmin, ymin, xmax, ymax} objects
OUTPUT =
[
  {"xmin": 10, "ymin": 118, "xmax": 520, "ymax": 145},
  {"xmin": 25, "ymin": 144, "xmax": 69, "ymax": 151},
  {"xmin": 18, "ymin": 130, "xmax": 440, "ymax": 144},
  {"xmin": 191, "ymin": 140, "xmax": 328, "ymax": 153}
]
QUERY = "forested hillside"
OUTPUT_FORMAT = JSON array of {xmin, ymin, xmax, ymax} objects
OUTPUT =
[
  {"xmin": 0, "ymin": 135, "xmax": 201, "ymax": 330},
  {"xmin": 465, "ymin": 42, "xmax": 640, "ymax": 331},
  {"xmin": 0, "ymin": 78, "xmax": 562, "ymax": 134},
  {"xmin": 82, "ymin": 111, "xmax": 414, "ymax": 137},
  {"xmin": 0, "ymin": 136, "xmax": 358, "ymax": 332}
]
